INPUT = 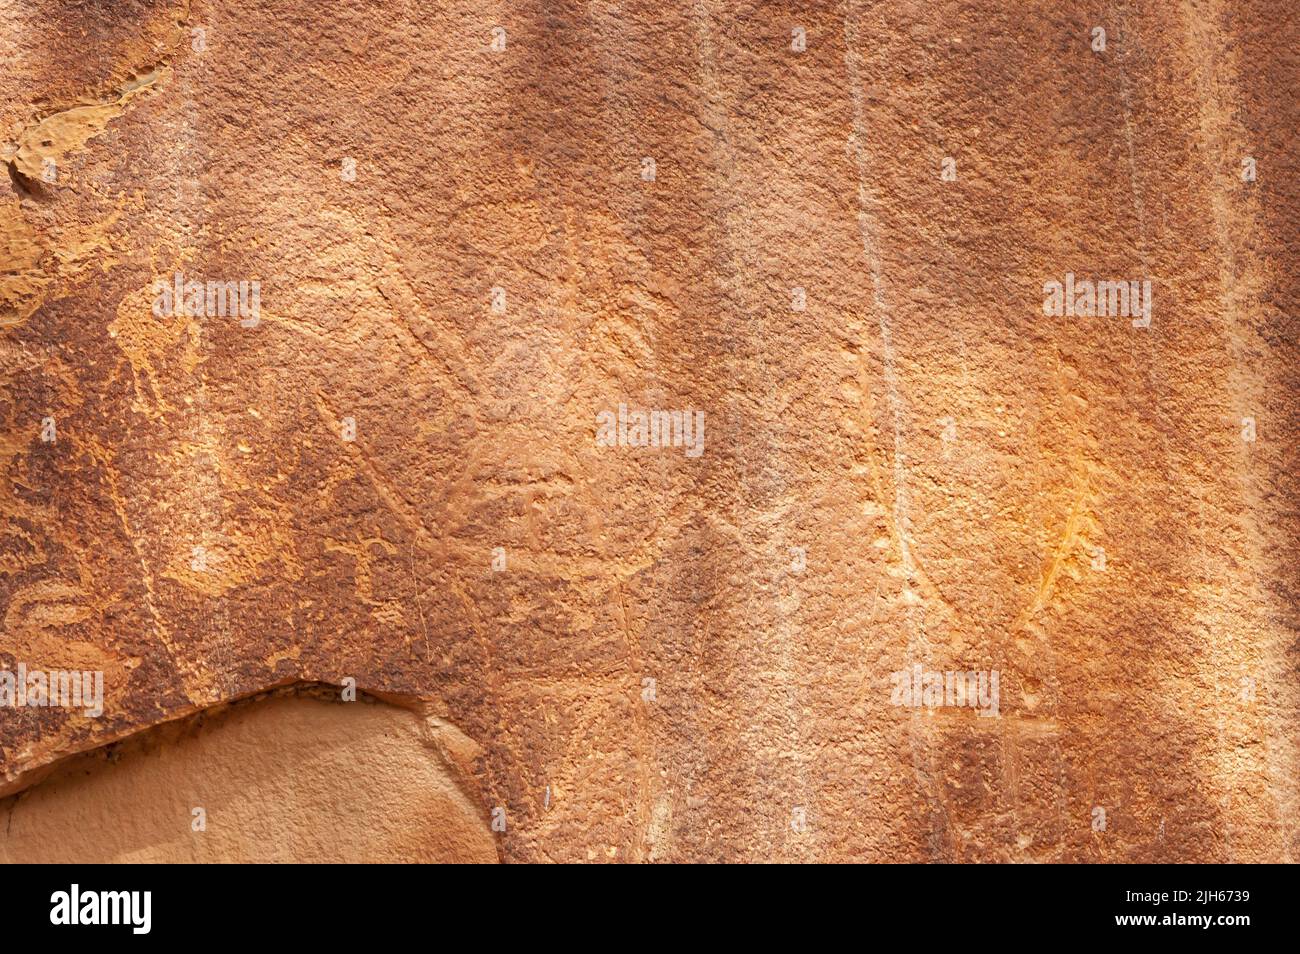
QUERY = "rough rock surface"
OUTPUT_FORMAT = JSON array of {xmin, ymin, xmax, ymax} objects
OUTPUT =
[{"xmin": 0, "ymin": 0, "xmax": 1297, "ymax": 862}]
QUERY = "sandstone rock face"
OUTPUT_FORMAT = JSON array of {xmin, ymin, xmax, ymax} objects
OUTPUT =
[
  {"xmin": 0, "ymin": 687, "xmax": 497, "ymax": 863},
  {"xmin": 0, "ymin": 0, "xmax": 1296, "ymax": 862}
]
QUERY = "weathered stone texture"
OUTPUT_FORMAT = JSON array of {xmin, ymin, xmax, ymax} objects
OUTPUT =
[{"xmin": 1, "ymin": 0, "xmax": 1297, "ymax": 861}]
